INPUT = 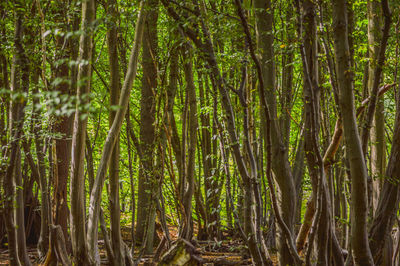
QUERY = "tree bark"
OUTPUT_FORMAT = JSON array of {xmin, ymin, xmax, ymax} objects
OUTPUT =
[
  {"xmin": 179, "ymin": 43, "xmax": 198, "ymax": 241},
  {"xmin": 51, "ymin": 0, "xmax": 73, "ymax": 245},
  {"xmin": 86, "ymin": 2, "xmax": 146, "ymax": 262},
  {"xmin": 332, "ymin": 0, "xmax": 374, "ymax": 264},
  {"xmin": 136, "ymin": 0, "xmax": 159, "ymax": 254},
  {"xmin": 4, "ymin": 5, "xmax": 31, "ymax": 264},
  {"xmin": 369, "ymin": 105, "xmax": 400, "ymax": 264},
  {"xmin": 298, "ymin": 3, "xmax": 330, "ymax": 263},
  {"xmin": 369, "ymin": 77, "xmax": 400, "ymax": 265},
  {"xmin": 69, "ymin": 0, "xmax": 95, "ymax": 263},
  {"xmin": 162, "ymin": 1, "xmax": 273, "ymax": 264},
  {"xmin": 254, "ymin": 0, "xmax": 298, "ymax": 264},
  {"xmin": 361, "ymin": 0, "xmax": 391, "ymax": 155},
  {"xmin": 367, "ymin": 0, "xmax": 386, "ymax": 216},
  {"xmin": 106, "ymin": 0, "xmax": 124, "ymax": 264},
  {"xmin": 29, "ymin": 3, "xmax": 52, "ymax": 259}
]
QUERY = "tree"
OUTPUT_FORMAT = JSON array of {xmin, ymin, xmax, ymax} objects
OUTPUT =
[
  {"xmin": 332, "ymin": 0, "xmax": 374, "ymax": 264},
  {"xmin": 1, "ymin": 1, "xmax": 400, "ymax": 265},
  {"xmin": 254, "ymin": 0, "xmax": 299, "ymax": 264},
  {"xmin": 69, "ymin": 0, "xmax": 95, "ymax": 263},
  {"xmin": 106, "ymin": 0, "xmax": 124, "ymax": 263},
  {"xmin": 4, "ymin": 2, "xmax": 31, "ymax": 264},
  {"xmin": 86, "ymin": 1, "xmax": 147, "ymax": 263},
  {"xmin": 136, "ymin": 0, "xmax": 159, "ymax": 254}
]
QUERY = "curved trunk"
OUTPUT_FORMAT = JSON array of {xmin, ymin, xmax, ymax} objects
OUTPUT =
[
  {"xmin": 86, "ymin": 3, "xmax": 146, "ymax": 262},
  {"xmin": 254, "ymin": 0, "xmax": 298, "ymax": 264},
  {"xmin": 369, "ymin": 92, "xmax": 400, "ymax": 264},
  {"xmin": 332, "ymin": 1, "xmax": 374, "ymax": 264}
]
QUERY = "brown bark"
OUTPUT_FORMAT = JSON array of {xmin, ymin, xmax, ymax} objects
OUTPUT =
[
  {"xmin": 126, "ymin": 107, "xmax": 136, "ymax": 247},
  {"xmin": 198, "ymin": 74, "xmax": 219, "ymax": 239},
  {"xmin": 49, "ymin": 225, "xmax": 72, "ymax": 266},
  {"xmin": 366, "ymin": 0, "xmax": 387, "ymax": 216},
  {"xmin": 52, "ymin": 1, "xmax": 73, "ymax": 246},
  {"xmin": 196, "ymin": 72, "xmax": 214, "ymax": 238},
  {"xmin": 106, "ymin": 0, "xmax": 124, "ymax": 263},
  {"xmin": 236, "ymin": 0, "xmax": 300, "ymax": 264},
  {"xmin": 99, "ymin": 208, "xmax": 115, "ymax": 264},
  {"xmin": 369, "ymin": 109, "xmax": 400, "ymax": 264},
  {"xmin": 69, "ymin": 0, "xmax": 95, "ymax": 263},
  {"xmin": 86, "ymin": 2, "xmax": 146, "ymax": 262},
  {"xmin": 298, "ymin": 2, "xmax": 327, "ymax": 263},
  {"xmin": 296, "ymin": 83, "xmax": 394, "ymax": 253},
  {"xmin": 136, "ymin": 0, "xmax": 159, "ymax": 254},
  {"xmin": 27, "ymin": 3, "xmax": 51, "ymax": 259},
  {"xmin": 332, "ymin": 0, "xmax": 374, "ymax": 264},
  {"xmin": 4, "ymin": 5, "xmax": 31, "ymax": 264},
  {"xmin": 179, "ymin": 43, "xmax": 198, "ymax": 241},
  {"xmin": 162, "ymin": 1, "xmax": 272, "ymax": 264},
  {"xmin": 253, "ymin": 0, "xmax": 299, "ymax": 264},
  {"xmin": 361, "ymin": 0, "xmax": 392, "ymax": 155},
  {"xmin": 31, "ymin": 90, "xmax": 51, "ymax": 262},
  {"xmin": 369, "ymin": 83, "xmax": 400, "ymax": 265}
]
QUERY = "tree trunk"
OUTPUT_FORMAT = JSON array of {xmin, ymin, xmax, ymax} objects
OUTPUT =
[
  {"xmin": 136, "ymin": 0, "xmax": 159, "ymax": 254},
  {"xmin": 32, "ymin": 82, "xmax": 51, "ymax": 260},
  {"xmin": 52, "ymin": 0, "xmax": 74, "ymax": 246},
  {"xmin": 4, "ymin": 6, "xmax": 31, "ymax": 264},
  {"xmin": 16, "ymin": 150, "xmax": 31, "ymax": 266},
  {"xmin": 198, "ymin": 74, "xmax": 218, "ymax": 239},
  {"xmin": 179, "ymin": 43, "xmax": 198, "ymax": 241},
  {"xmin": 106, "ymin": 0, "xmax": 124, "ymax": 264},
  {"xmin": 332, "ymin": 0, "xmax": 374, "ymax": 264},
  {"xmin": 254, "ymin": 0, "xmax": 298, "ymax": 264},
  {"xmin": 86, "ymin": 2, "xmax": 146, "ymax": 262},
  {"xmin": 369, "ymin": 82, "xmax": 400, "ymax": 265},
  {"xmin": 299, "ymin": 2, "xmax": 328, "ymax": 263},
  {"xmin": 69, "ymin": 0, "xmax": 95, "ymax": 263},
  {"xmin": 367, "ymin": 0, "xmax": 385, "ymax": 216}
]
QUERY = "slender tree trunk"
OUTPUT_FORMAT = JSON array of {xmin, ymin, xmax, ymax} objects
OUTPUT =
[
  {"xmin": 298, "ymin": 3, "xmax": 328, "ymax": 263},
  {"xmin": 179, "ymin": 43, "xmax": 198, "ymax": 241},
  {"xmin": 361, "ymin": 0, "xmax": 391, "ymax": 155},
  {"xmin": 52, "ymin": 0, "xmax": 73, "ymax": 245},
  {"xmin": 332, "ymin": 0, "xmax": 374, "ymax": 264},
  {"xmin": 297, "ymin": 2, "xmax": 341, "ymax": 264},
  {"xmin": 4, "ymin": 6, "xmax": 31, "ymax": 264},
  {"xmin": 196, "ymin": 71, "xmax": 213, "ymax": 238},
  {"xmin": 280, "ymin": 3, "xmax": 294, "ymax": 149},
  {"xmin": 86, "ymin": 3, "xmax": 146, "ymax": 262},
  {"xmin": 32, "ymin": 83, "xmax": 51, "ymax": 259},
  {"xmin": 126, "ymin": 109, "xmax": 136, "ymax": 248},
  {"xmin": 135, "ymin": 0, "xmax": 158, "ymax": 254},
  {"xmin": 70, "ymin": 0, "xmax": 95, "ymax": 263},
  {"xmin": 369, "ymin": 105, "xmax": 400, "ymax": 264},
  {"xmin": 162, "ymin": 1, "xmax": 273, "ymax": 264},
  {"xmin": 369, "ymin": 66, "xmax": 400, "ymax": 265},
  {"xmin": 15, "ymin": 149, "xmax": 31, "ymax": 266},
  {"xmin": 367, "ymin": 0, "xmax": 386, "ymax": 216},
  {"xmin": 106, "ymin": 0, "xmax": 124, "ymax": 264},
  {"xmin": 26, "ymin": 4, "xmax": 51, "ymax": 260},
  {"xmin": 254, "ymin": 0, "xmax": 298, "ymax": 264},
  {"xmin": 198, "ymin": 74, "xmax": 217, "ymax": 239},
  {"xmin": 0, "ymin": 42, "xmax": 7, "ymax": 244}
]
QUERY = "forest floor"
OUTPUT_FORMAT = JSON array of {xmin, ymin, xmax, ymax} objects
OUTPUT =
[{"xmin": 0, "ymin": 225, "xmax": 277, "ymax": 265}]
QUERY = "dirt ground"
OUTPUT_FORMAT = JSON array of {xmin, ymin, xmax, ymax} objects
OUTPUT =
[{"xmin": 0, "ymin": 225, "xmax": 273, "ymax": 265}]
